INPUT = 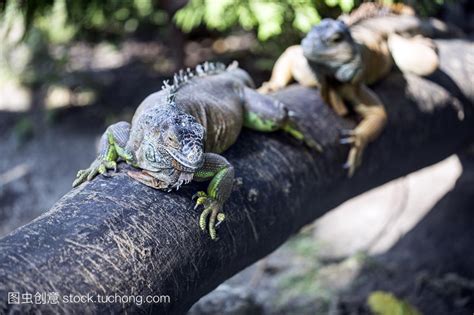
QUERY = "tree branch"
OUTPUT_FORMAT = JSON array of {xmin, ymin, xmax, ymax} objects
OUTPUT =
[{"xmin": 0, "ymin": 40, "xmax": 472, "ymax": 314}]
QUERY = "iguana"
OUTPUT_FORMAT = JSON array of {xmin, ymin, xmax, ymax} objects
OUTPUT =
[
  {"xmin": 259, "ymin": 3, "xmax": 444, "ymax": 176},
  {"xmin": 72, "ymin": 62, "xmax": 316, "ymax": 240}
]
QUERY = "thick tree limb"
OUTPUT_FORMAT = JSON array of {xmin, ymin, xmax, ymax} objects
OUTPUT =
[{"xmin": 0, "ymin": 40, "xmax": 472, "ymax": 314}]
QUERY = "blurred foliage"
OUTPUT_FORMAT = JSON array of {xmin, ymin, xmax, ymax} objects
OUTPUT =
[
  {"xmin": 174, "ymin": 0, "xmax": 448, "ymax": 41},
  {"xmin": 0, "ymin": 0, "xmax": 170, "ymax": 44},
  {"xmin": 0, "ymin": 0, "xmax": 450, "ymax": 44},
  {"xmin": 368, "ymin": 291, "xmax": 421, "ymax": 315},
  {"xmin": 174, "ymin": 0, "xmax": 322, "ymax": 41},
  {"xmin": 0, "ymin": 0, "xmax": 171, "ymax": 88},
  {"xmin": 0, "ymin": 0, "xmax": 451, "ymax": 110},
  {"xmin": 277, "ymin": 232, "xmax": 328, "ymax": 305}
]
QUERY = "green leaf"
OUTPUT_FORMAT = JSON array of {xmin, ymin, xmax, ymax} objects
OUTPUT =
[
  {"xmin": 250, "ymin": 2, "xmax": 284, "ymax": 41},
  {"xmin": 325, "ymin": 0, "xmax": 339, "ymax": 7},
  {"xmin": 174, "ymin": 0, "xmax": 204, "ymax": 33},
  {"xmin": 339, "ymin": 0, "xmax": 355, "ymax": 13},
  {"xmin": 134, "ymin": 0, "xmax": 152, "ymax": 17},
  {"xmin": 293, "ymin": 6, "xmax": 320, "ymax": 32},
  {"xmin": 237, "ymin": 5, "xmax": 256, "ymax": 30},
  {"xmin": 204, "ymin": 0, "xmax": 235, "ymax": 29},
  {"xmin": 368, "ymin": 291, "xmax": 421, "ymax": 315},
  {"xmin": 35, "ymin": 0, "xmax": 76, "ymax": 44}
]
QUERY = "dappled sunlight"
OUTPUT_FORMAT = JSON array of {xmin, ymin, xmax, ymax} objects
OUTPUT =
[
  {"xmin": 45, "ymin": 85, "xmax": 97, "ymax": 109},
  {"xmin": 0, "ymin": 81, "xmax": 30, "ymax": 112},
  {"xmin": 0, "ymin": 163, "xmax": 31, "ymax": 187},
  {"xmin": 212, "ymin": 33, "xmax": 257, "ymax": 54},
  {"xmin": 313, "ymin": 155, "xmax": 462, "ymax": 258}
]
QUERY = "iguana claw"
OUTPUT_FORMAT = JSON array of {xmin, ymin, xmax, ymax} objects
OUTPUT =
[
  {"xmin": 340, "ymin": 129, "xmax": 355, "ymax": 136},
  {"xmin": 193, "ymin": 191, "xmax": 226, "ymax": 240},
  {"xmin": 192, "ymin": 191, "xmax": 207, "ymax": 200},
  {"xmin": 73, "ymin": 159, "xmax": 117, "ymax": 187},
  {"xmin": 339, "ymin": 130, "xmax": 367, "ymax": 177},
  {"xmin": 283, "ymin": 120, "xmax": 323, "ymax": 153}
]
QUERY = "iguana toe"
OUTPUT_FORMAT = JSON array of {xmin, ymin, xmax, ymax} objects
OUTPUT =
[
  {"xmin": 283, "ymin": 121, "xmax": 323, "ymax": 152},
  {"xmin": 340, "ymin": 131, "xmax": 366, "ymax": 177},
  {"xmin": 73, "ymin": 172, "xmax": 88, "ymax": 188},
  {"xmin": 72, "ymin": 159, "xmax": 118, "ymax": 187},
  {"xmin": 199, "ymin": 207, "xmax": 211, "ymax": 231},
  {"xmin": 194, "ymin": 192, "xmax": 225, "ymax": 240},
  {"xmin": 192, "ymin": 191, "xmax": 207, "ymax": 200},
  {"xmin": 208, "ymin": 206, "xmax": 221, "ymax": 240},
  {"xmin": 194, "ymin": 196, "xmax": 207, "ymax": 209}
]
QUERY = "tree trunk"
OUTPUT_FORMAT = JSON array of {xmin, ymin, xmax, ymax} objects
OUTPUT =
[{"xmin": 0, "ymin": 40, "xmax": 472, "ymax": 314}]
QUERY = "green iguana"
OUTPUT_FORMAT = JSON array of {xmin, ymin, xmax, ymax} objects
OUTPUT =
[
  {"xmin": 259, "ymin": 3, "xmax": 444, "ymax": 176},
  {"xmin": 73, "ymin": 62, "xmax": 317, "ymax": 240}
]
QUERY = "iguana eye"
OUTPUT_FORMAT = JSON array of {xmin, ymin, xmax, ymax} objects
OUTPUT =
[
  {"xmin": 330, "ymin": 33, "xmax": 343, "ymax": 43},
  {"xmin": 166, "ymin": 133, "xmax": 179, "ymax": 148},
  {"xmin": 145, "ymin": 145, "xmax": 156, "ymax": 162}
]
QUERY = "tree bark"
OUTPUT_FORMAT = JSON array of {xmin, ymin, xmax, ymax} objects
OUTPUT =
[{"xmin": 0, "ymin": 39, "xmax": 472, "ymax": 314}]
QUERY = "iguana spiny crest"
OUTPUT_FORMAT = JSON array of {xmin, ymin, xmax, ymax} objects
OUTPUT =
[{"xmin": 162, "ymin": 61, "xmax": 229, "ymax": 104}]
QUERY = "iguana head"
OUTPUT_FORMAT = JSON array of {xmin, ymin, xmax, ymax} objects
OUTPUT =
[
  {"xmin": 301, "ymin": 18, "xmax": 362, "ymax": 83},
  {"xmin": 129, "ymin": 107, "xmax": 205, "ymax": 190}
]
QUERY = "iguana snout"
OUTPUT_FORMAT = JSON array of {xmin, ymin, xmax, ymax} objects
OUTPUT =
[
  {"xmin": 302, "ymin": 18, "xmax": 362, "ymax": 83},
  {"xmin": 302, "ymin": 19, "xmax": 357, "ymax": 66},
  {"xmin": 302, "ymin": 19, "xmax": 351, "ymax": 55},
  {"xmin": 166, "ymin": 139, "xmax": 204, "ymax": 172},
  {"xmin": 164, "ymin": 112, "xmax": 205, "ymax": 171},
  {"xmin": 134, "ymin": 110, "xmax": 205, "ymax": 188}
]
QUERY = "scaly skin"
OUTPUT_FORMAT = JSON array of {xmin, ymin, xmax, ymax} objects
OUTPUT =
[
  {"xmin": 259, "ymin": 4, "xmax": 442, "ymax": 176},
  {"xmin": 73, "ymin": 62, "xmax": 319, "ymax": 240}
]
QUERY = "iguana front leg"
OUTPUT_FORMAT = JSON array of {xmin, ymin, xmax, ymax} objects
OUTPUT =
[
  {"xmin": 339, "ymin": 84, "xmax": 387, "ymax": 176},
  {"xmin": 73, "ymin": 121, "xmax": 134, "ymax": 187},
  {"xmin": 243, "ymin": 87, "xmax": 323, "ymax": 152},
  {"xmin": 258, "ymin": 45, "xmax": 319, "ymax": 94},
  {"xmin": 193, "ymin": 153, "xmax": 234, "ymax": 240}
]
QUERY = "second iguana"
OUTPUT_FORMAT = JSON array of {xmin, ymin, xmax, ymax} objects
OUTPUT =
[
  {"xmin": 72, "ymin": 62, "xmax": 317, "ymax": 240},
  {"xmin": 259, "ymin": 3, "xmax": 446, "ymax": 176}
]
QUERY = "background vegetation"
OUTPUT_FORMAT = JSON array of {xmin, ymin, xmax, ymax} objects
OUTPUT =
[
  {"xmin": 0, "ymin": 0, "xmax": 447, "ymax": 43},
  {"xmin": 0, "ymin": 0, "xmax": 449, "ymax": 127}
]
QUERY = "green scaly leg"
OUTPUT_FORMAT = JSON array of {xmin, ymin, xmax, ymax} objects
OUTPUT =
[
  {"xmin": 73, "ymin": 121, "xmax": 133, "ymax": 187},
  {"xmin": 242, "ymin": 87, "xmax": 323, "ymax": 152},
  {"xmin": 193, "ymin": 153, "xmax": 235, "ymax": 240}
]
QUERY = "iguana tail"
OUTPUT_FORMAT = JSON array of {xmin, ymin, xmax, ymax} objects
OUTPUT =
[{"xmin": 162, "ymin": 61, "xmax": 232, "ymax": 103}]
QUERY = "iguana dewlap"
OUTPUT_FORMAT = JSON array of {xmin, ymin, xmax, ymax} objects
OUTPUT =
[
  {"xmin": 73, "ymin": 62, "xmax": 315, "ymax": 240},
  {"xmin": 259, "ymin": 4, "xmax": 443, "ymax": 176}
]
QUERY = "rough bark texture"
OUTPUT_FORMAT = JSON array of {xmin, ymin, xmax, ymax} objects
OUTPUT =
[{"xmin": 0, "ymin": 39, "xmax": 472, "ymax": 314}]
